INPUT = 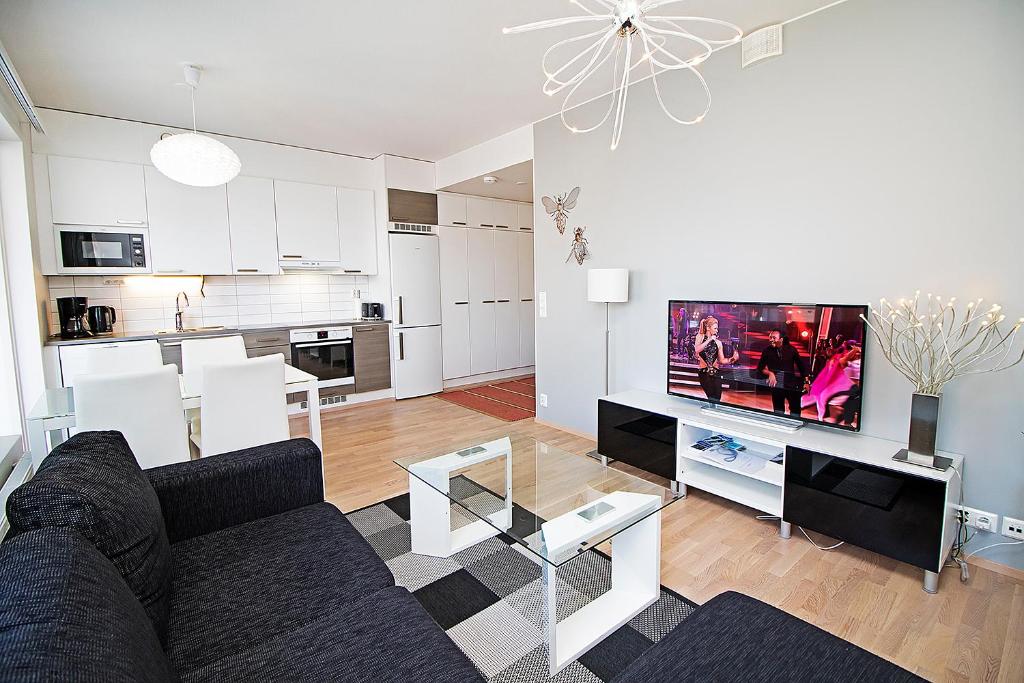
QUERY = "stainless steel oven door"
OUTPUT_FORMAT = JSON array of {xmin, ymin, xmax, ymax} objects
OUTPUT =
[{"xmin": 290, "ymin": 339, "xmax": 355, "ymax": 383}]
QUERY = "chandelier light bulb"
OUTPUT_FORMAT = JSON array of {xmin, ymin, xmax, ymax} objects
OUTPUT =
[{"xmin": 503, "ymin": 0, "xmax": 742, "ymax": 149}]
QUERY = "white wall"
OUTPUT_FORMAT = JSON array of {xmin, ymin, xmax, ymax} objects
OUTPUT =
[
  {"xmin": 435, "ymin": 124, "xmax": 533, "ymax": 190},
  {"xmin": 533, "ymin": 0, "xmax": 1024, "ymax": 517}
]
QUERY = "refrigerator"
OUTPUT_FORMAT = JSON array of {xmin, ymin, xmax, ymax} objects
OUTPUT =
[{"xmin": 389, "ymin": 231, "xmax": 443, "ymax": 399}]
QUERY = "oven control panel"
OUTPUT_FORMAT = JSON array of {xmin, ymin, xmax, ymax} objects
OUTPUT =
[{"xmin": 289, "ymin": 326, "xmax": 353, "ymax": 344}]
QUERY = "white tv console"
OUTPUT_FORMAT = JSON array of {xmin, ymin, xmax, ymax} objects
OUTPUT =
[{"xmin": 597, "ymin": 390, "xmax": 964, "ymax": 593}]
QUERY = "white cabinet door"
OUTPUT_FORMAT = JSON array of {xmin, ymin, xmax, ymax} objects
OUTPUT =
[
  {"xmin": 145, "ymin": 167, "xmax": 232, "ymax": 275},
  {"xmin": 338, "ymin": 187, "xmax": 378, "ymax": 274},
  {"xmin": 493, "ymin": 231, "xmax": 520, "ymax": 370},
  {"xmin": 227, "ymin": 176, "xmax": 279, "ymax": 275},
  {"xmin": 517, "ymin": 202, "xmax": 534, "ymax": 232},
  {"xmin": 49, "ymin": 156, "xmax": 148, "ymax": 227},
  {"xmin": 492, "ymin": 201, "xmax": 517, "ymax": 230},
  {"xmin": 467, "ymin": 197, "xmax": 495, "ymax": 228},
  {"xmin": 274, "ymin": 180, "xmax": 340, "ymax": 263},
  {"xmin": 518, "ymin": 232, "xmax": 535, "ymax": 367},
  {"xmin": 437, "ymin": 194, "xmax": 468, "ymax": 227},
  {"xmin": 468, "ymin": 229, "xmax": 496, "ymax": 374},
  {"xmin": 439, "ymin": 226, "xmax": 471, "ymax": 379}
]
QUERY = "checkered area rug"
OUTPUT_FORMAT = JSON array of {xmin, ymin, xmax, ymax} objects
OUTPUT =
[{"xmin": 346, "ymin": 482, "xmax": 697, "ymax": 682}]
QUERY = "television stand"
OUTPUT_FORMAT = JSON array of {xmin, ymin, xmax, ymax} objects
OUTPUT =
[{"xmin": 699, "ymin": 404, "xmax": 803, "ymax": 433}]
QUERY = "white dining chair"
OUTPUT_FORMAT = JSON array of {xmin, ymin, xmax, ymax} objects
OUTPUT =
[
  {"xmin": 63, "ymin": 340, "xmax": 163, "ymax": 387},
  {"xmin": 192, "ymin": 354, "xmax": 290, "ymax": 457},
  {"xmin": 74, "ymin": 364, "xmax": 190, "ymax": 469},
  {"xmin": 180, "ymin": 335, "xmax": 247, "ymax": 394}
]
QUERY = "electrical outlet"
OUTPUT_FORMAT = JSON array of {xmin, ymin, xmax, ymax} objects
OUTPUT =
[
  {"xmin": 1002, "ymin": 516, "xmax": 1024, "ymax": 540},
  {"xmin": 539, "ymin": 393, "xmax": 548, "ymax": 408},
  {"xmin": 538, "ymin": 291, "xmax": 548, "ymax": 318},
  {"xmin": 958, "ymin": 506, "xmax": 999, "ymax": 532}
]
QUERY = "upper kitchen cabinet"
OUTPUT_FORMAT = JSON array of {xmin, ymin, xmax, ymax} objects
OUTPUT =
[
  {"xmin": 466, "ymin": 196, "xmax": 494, "ymax": 228},
  {"xmin": 227, "ymin": 176, "xmax": 279, "ymax": 275},
  {"xmin": 437, "ymin": 193, "xmax": 468, "ymax": 227},
  {"xmin": 144, "ymin": 167, "xmax": 232, "ymax": 275},
  {"xmin": 517, "ymin": 202, "xmax": 534, "ymax": 231},
  {"xmin": 48, "ymin": 156, "xmax": 148, "ymax": 227},
  {"xmin": 274, "ymin": 180, "xmax": 340, "ymax": 264},
  {"xmin": 338, "ymin": 187, "xmax": 377, "ymax": 274},
  {"xmin": 492, "ymin": 201, "xmax": 517, "ymax": 230}
]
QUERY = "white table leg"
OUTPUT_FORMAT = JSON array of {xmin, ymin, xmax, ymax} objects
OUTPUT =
[
  {"xmin": 546, "ymin": 510, "xmax": 662, "ymax": 675},
  {"xmin": 305, "ymin": 379, "xmax": 323, "ymax": 487},
  {"xmin": 27, "ymin": 420, "xmax": 48, "ymax": 471}
]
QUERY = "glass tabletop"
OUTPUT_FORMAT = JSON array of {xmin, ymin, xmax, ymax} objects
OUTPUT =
[
  {"xmin": 26, "ymin": 387, "xmax": 75, "ymax": 422},
  {"xmin": 395, "ymin": 435, "xmax": 681, "ymax": 566}
]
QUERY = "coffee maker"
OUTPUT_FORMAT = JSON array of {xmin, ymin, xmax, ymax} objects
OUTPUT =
[
  {"xmin": 56, "ymin": 296, "xmax": 92, "ymax": 339},
  {"xmin": 361, "ymin": 302, "xmax": 384, "ymax": 320}
]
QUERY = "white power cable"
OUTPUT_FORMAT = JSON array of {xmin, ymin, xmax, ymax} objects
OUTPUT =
[
  {"xmin": 799, "ymin": 526, "xmax": 844, "ymax": 551},
  {"xmin": 965, "ymin": 539, "xmax": 1024, "ymax": 560}
]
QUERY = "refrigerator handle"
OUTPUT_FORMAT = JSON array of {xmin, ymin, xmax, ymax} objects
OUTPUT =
[
  {"xmin": 398, "ymin": 332, "xmax": 405, "ymax": 361},
  {"xmin": 397, "ymin": 296, "xmax": 404, "ymax": 325}
]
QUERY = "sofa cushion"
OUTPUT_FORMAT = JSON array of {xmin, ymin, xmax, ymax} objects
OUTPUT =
[
  {"xmin": 0, "ymin": 527, "xmax": 175, "ymax": 683},
  {"xmin": 166, "ymin": 502, "xmax": 395, "ymax": 674},
  {"xmin": 4, "ymin": 430, "xmax": 173, "ymax": 644},
  {"xmin": 180, "ymin": 586, "xmax": 482, "ymax": 683},
  {"xmin": 611, "ymin": 591, "xmax": 922, "ymax": 683}
]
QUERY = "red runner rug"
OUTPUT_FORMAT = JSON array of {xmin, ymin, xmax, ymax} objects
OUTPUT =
[{"xmin": 436, "ymin": 375, "xmax": 536, "ymax": 422}]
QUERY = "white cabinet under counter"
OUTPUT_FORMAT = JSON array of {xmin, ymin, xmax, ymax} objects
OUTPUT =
[{"xmin": 144, "ymin": 166, "xmax": 233, "ymax": 275}]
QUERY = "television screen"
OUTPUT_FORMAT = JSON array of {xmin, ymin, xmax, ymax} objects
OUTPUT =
[{"xmin": 668, "ymin": 301, "xmax": 868, "ymax": 431}]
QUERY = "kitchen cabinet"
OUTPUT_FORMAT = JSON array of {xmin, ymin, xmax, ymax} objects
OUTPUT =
[
  {"xmin": 144, "ymin": 167, "xmax": 233, "ymax": 275},
  {"xmin": 274, "ymin": 180, "xmax": 340, "ymax": 264},
  {"xmin": 468, "ymin": 229, "xmax": 496, "ymax": 374},
  {"xmin": 518, "ymin": 232, "xmax": 536, "ymax": 367},
  {"xmin": 517, "ymin": 202, "xmax": 534, "ymax": 232},
  {"xmin": 466, "ymin": 197, "xmax": 495, "ymax": 229},
  {"xmin": 353, "ymin": 323, "xmax": 392, "ymax": 392},
  {"xmin": 493, "ymin": 231, "xmax": 520, "ymax": 370},
  {"xmin": 437, "ymin": 193, "xmax": 468, "ymax": 227},
  {"xmin": 338, "ymin": 187, "xmax": 377, "ymax": 274},
  {"xmin": 48, "ymin": 156, "xmax": 148, "ymax": 227},
  {"xmin": 227, "ymin": 176, "xmax": 279, "ymax": 275},
  {"xmin": 492, "ymin": 201, "xmax": 517, "ymax": 230},
  {"xmin": 439, "ymin": 226, "xmax": 471, "ymax": 379}
]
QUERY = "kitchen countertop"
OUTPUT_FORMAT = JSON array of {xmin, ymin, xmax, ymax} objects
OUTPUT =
[{"xmin": 45, "ymin": 319, "xmax": 392, "ymax": 347}]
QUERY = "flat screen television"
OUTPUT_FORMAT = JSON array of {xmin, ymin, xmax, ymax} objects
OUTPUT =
[{"xmin": 668, "ymin": 300, "xmax": 868, "ymax": 431}]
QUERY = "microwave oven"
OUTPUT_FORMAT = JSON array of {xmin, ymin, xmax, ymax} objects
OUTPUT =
[{"xmin": 55, "ymin": 225, "xmax": 152, "ymax": 275}]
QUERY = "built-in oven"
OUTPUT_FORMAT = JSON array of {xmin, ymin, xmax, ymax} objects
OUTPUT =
[
  {"xmin": 55, "ymin": 225, "xmax": 151, "ymax": 274},
  {"xmin": 290, "ymin": 326, "xmax": 355, "ymax": 387}
]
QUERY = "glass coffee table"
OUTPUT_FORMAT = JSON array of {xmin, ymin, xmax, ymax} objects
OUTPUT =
[{"xmin": 395, "ymin": 435, "xmax": 682, "ymax": 675}]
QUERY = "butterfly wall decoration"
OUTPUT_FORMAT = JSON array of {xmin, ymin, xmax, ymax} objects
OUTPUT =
[
  {"xmin": 565, "ymin": 226, "xmax": 590, "ymax": 266},
  {"xmin": 541, "ymin": 187, "xmax": 580, "ymax": 235}
]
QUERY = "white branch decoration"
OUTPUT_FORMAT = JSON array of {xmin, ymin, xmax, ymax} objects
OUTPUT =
[
  {"xmin": 861, "ymin": 292, "xmax": 1024, "ymax": 395},
  {"xmin": 503, "ymin": 0, "xmax": 742, "ymax": 150}
]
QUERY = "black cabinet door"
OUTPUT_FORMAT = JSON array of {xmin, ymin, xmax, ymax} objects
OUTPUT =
[{"xmin": 597, "ymin": 400, "xmax": 677, "ymax": 480}]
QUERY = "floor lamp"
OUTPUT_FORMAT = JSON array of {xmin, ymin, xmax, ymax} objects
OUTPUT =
[{"xmin": 587, "ymin": 268, "xmax": 629, "ymax": 462}]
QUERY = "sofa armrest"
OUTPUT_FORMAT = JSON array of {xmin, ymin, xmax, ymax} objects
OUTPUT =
[{"xmin": 145, "ymin": 438, "xmax": 324, "ymax": 543}]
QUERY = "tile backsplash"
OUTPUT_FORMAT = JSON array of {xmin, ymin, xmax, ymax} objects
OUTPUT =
[{"xmin": 46, "ymin": 274, "xmax": 376, "ymax": 336}]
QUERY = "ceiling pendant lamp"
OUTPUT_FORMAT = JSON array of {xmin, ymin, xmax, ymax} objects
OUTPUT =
[
  {"xmin": 150, "ymin": 64, "xmax": 241, "ymax": 187},
  {"xmin": 504, "ymin": 0, "xmax": 742, "ymax": 150}
]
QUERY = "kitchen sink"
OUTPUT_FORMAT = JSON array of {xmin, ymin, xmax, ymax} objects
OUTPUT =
[{"xmin": 153, "ymin": 326, "xmax": 227, "ymax": 335}]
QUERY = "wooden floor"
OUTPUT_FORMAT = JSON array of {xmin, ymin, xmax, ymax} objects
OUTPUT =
[{"xmin": 290, "ymin": 396, "xmax": 1024, "ymax": 683}]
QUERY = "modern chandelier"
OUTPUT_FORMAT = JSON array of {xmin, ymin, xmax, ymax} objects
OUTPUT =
[
  {"xmin": 150, "ymin": 64, "xmax": 241, "ymax": 187},
  {"xmin": 504, "ymin": 0, "xmax": 742, "ymax": 150}
]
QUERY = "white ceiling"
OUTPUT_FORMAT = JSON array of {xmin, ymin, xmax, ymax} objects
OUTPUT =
[
  {"xmin": 0, "ymin": 0, "xmax": 843, "ymax": 161},
  {"xmin": 442, "ymin": 160, "xmax": 534, "ymax": 202}
]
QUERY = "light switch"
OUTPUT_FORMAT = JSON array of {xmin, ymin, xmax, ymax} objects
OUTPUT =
[{"xmin": 539, "ymin": 291, "xmax": 547, "ymax": 318}]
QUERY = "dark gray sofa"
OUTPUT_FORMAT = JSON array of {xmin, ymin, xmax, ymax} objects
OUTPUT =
[{"xmin": 0, "ymin": 431, "xmax": 484, "ymax": 683}]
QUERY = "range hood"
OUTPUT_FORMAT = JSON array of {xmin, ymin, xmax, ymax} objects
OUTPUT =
[{"xmin": 278, "ymin": 257, "xmax": 343, "ymax": 271}]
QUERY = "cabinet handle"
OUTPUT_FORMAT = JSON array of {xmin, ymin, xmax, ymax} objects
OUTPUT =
[
  {"xmin": 454, "ymin": 301, "xmax": 469, "ymax": 305},
  {"xmin": 453, "ymin": 221, "xmax": 467, "ymax": 226},
  {"xmin": 497, "ymin": 299, "xmax": 510, "ymax": 303},
  {"xmin": 496, "ymin": 225, "xmax": 510, "ymax": 229},
  {"xmin": 236, "ymin": 268, "xmax": 259, "ymax": 273},
  {"xmin": 343, "ymin": 269, "xmax": 362, "ymax": 273},
  {"xmin": 354, "ymin": 326, "xmax": 375, "ymax": 332},
  {"xmin": 519, "ymin": 227, "xmax": 533, "ymax": 231},
  {"xmin": 281, "ymin": 254, "xmax": 303, "ymax": 259},
  {"xmin": 255, "ymin": 337, "xmax": 279, "ymax": 343},
  {"xmin": 157, "ymin": 269, "xmax": 184, "ymax": 274},
  {"xmin": 116, "ymin": 219, "xmax": 145, "ymax": 225},
  {"xmin": 521, "ymin": 298, "xmax": 534, "ymax": 302},
  {"xmin": 398, "ymin": 332, "xmax": 405, "ymax": 360},
  {"xmin": 482, "ymin": 300, "xmax": 495, "ymax": 304},
  {"xmin": 481, "ymin": 224, "xmax": 494, "ymax": 228}
]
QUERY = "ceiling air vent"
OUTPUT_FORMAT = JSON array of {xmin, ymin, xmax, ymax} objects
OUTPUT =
[
  {"xmin": 390, "ymin": 222, "xmax": 436, "ymax": 235},
  {"xmin": 742, "ymin": 24, "xmax": 783, "ymax": 69}
]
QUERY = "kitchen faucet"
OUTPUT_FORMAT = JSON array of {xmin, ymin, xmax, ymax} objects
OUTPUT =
[{"xmin": 175, "ymin": 291, "xmax": 189, "ymax": 332}]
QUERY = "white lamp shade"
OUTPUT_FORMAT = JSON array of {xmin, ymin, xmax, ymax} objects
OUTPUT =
[
  {"xmin": 150, "ymin": 132, "xmax": 241, "ymax": 187},
  {"xmin": 588, "ymin": 268, "xmax": 629, "ymax": 303}
]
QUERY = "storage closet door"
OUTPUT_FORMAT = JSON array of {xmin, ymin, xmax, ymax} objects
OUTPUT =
[
  {"xmin": 494, "ymin": 231, "xmax": 520, "ymax": 370},
  {"xmin": 468, "ymin": 229, "xmax": 496, "ymax": 374},
  {"xmin": 518, "ymin": 233, "xmax": 535, "ymax": 366},
  {"xmin": 439, "ymin": 226, "xmax": 471, "ymax": 379}
]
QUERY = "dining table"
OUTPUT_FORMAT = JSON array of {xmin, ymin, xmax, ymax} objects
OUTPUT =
[{"xmin": 25, "ymin": 364, "xmax": 322, "ymax": 470}]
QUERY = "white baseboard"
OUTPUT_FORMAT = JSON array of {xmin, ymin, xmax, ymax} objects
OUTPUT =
[{"xmin": 443, "ymin": 366, "xmax": 535, "ymax": 389}]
